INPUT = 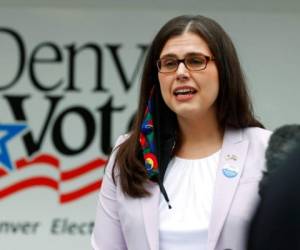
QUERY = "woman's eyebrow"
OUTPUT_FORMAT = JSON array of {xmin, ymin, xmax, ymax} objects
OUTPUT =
[
  {"xmin": 160, "ymin": 53, "xmax": 178, "ymax": 59},
  {"xmin": 160, "ymin": 52, "xmax": 206, "ymax": 59}
]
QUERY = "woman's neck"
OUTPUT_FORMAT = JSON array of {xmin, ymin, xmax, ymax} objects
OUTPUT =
[{"xmin": 175, "ymin": 111, "xmax": 224, "ymax": 159}]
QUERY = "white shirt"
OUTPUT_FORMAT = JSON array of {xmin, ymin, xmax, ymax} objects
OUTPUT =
[{"xmin": 159, "ymin": 150, "xmax": 220, "ymax": 250}]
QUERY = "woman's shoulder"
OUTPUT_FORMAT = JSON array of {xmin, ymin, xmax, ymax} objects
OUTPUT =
[
  {"xmin": 113, "ymin": 133, "xmax": 130, "ymax": 149},
  {"xmin": 226, "ymin": 127, "xmax": 272, "ymax": 140},
  {"xmin": 243, "ymin": 127, "xmax": 272, "ymax": 137},
  {"xmin": 225, "ymin": 127, "xmax": 271, "ymax": 150},
  {"xmin": 105, "ymin": 133, "xmax": 130, "ymax": 171},
  {"xmin": 243, "ymin": 127, "xmax": 272, "ymax": 146},
  {"xmin": 109, "ymin": 133, "xmax": 132, "ymax": 155}
]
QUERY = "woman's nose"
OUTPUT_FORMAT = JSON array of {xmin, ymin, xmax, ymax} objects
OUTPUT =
[
  {"xmin": 176, "ymin": 62, "xmax": 189, "ymax": 81},
  {"xmin": 176, "ymin": 61, "xmax": 188, "ymax": 72}
]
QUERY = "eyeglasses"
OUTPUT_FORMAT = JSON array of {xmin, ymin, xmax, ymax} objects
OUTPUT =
[{"xmin": 157, "ymin": 53, "xmax": 215, "ymax": 73}]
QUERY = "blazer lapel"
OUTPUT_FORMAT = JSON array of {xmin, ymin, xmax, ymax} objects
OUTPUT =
[
  {"xmin": 141, "ymin": 182, "xmax": 160, "ymax": 250},
  {"xmin": 208, "ymin": 128, "xmax": 249, "ymax": 250}
]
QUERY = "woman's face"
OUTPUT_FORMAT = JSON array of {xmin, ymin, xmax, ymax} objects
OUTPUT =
[{"xmin": 158, "ymin": 32, "xmax": 219, "ymax": 121}]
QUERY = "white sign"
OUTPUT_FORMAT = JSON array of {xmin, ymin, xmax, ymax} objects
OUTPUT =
[{"xmin": 0, "ymin": 8, "xmax": 156, "ymax": 250}]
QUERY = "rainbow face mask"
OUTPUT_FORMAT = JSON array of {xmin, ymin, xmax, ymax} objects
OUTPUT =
[{"xmin": 139, "ymin": 88, "xmax": 159, "ymax": 180}]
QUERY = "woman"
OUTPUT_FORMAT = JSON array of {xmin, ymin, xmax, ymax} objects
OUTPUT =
[{"xmin": 91, "ymin": 15, "xmax": 271, "ymax": 250}]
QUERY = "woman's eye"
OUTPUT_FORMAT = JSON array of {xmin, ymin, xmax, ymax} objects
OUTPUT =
[
  {"xmin": 163, "ymin": 60, "xmax": 177, "ymax": 68},
  {"xmin": 189, "ymin": 57, "xmax": 205, "ymax": 65}
]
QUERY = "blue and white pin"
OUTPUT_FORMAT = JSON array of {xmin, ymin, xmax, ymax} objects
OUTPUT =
[
  {"xmin": 222, "ymin": 164, "xmax": 239, "ymax": 178},
  {"xmin": 222, "ymin": 154, "xmax": 239, "ymax": 178}
]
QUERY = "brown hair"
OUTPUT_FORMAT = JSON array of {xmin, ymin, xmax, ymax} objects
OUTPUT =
[{"xmin": 113, "ymin": 15, "xmax": 264, "ymax": 197}]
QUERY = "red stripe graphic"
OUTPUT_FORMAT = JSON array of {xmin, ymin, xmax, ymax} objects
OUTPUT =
[
  {"xmin": 16, "ymin": 154, "xmax": 60, "ymax": 170},
  {"xmin": 60, "ymin": 179, "xmax": 102, "ymax": 203},
  {"xmin": 0, "ymin": 154, "xmax": 59, "ymax": 178},
  {"xmin": 0, "ymin": 177, "xmax": 58, "ymax": 199},
  {"xmin": 0, "ymin": 154, "xmax": 107, "ymax": 203},
  {"xmin": 61, "ymin": 158, "xmax": 106, "ymax": 181},
  {"xmin": 0, "ymin": 168, "xmax": 7, "ymax": 177}
]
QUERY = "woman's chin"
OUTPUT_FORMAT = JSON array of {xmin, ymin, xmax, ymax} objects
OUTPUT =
[{"xmin": 175, "ymin": 108, "xmax": 203, "ymax": 120}]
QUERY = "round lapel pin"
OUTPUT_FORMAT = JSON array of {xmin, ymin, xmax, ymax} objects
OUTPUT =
[{"xmin": 222, "ymin": 164, "xmax": 238, "ymax": 178}]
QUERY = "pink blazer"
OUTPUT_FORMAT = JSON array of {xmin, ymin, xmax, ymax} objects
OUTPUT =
[{"xmin": 92, "ymin": 127, "xmax": 271, "ymax": 250}]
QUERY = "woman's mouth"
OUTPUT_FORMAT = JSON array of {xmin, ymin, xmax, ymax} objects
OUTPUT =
[{"xmin": 173, "ymin": 87, "xmax": 197, "ymax": 101}]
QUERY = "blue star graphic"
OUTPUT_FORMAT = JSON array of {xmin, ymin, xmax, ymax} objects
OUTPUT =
[{"xmin": 0, "ymin": 124, "xmax": 27, "ymax": 171}]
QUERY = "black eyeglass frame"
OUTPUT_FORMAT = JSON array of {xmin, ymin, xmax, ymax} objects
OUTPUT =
[{"xmin": 156, "ymin": 53, "xmax": 215, "ymax": 73}]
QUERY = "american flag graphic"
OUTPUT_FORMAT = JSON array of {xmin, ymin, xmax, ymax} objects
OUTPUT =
[{"xmin": 0, "ymin": 153, "xmax": 107, "ymax": 203}]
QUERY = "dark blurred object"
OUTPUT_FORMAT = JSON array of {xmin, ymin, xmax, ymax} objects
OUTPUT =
[
  {"xmin": 258, "ymin": 125, "xmax": 300, "ymax": 195},
  {"xmin": 248, "ymin": 124, "xmax": 300, "ymax": 250},
  {"xmin": 265, "ymin": 124, "xmax": 300, "ymax": 172}
]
